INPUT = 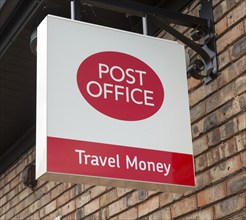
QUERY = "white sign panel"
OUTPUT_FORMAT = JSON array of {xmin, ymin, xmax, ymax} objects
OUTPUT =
[{"xmin": 36, "ymin": 15, "xmax": 195, "ymax": 192}]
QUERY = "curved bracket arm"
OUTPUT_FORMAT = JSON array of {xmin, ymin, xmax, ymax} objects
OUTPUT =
[{"xmin": 150, "ymin": 16, "xmax": 217, "ymax": 83}]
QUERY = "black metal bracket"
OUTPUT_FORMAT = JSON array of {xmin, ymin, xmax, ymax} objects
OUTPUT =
[
  {"xmin": 73, "ymin": 0, "xmax": 218, "ymax": 83},
  {"xmin": 22, "ymin": 162, "xmax": 37, "ymax": 189},
  {"xmin": 72, "ymin": 0, "xmax": 81, "ymax": 21}
]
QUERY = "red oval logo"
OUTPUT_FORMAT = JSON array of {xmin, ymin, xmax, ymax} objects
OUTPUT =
[{"xmin": 77, "ymin": 51, "xmax": 164, "ymax": 121}]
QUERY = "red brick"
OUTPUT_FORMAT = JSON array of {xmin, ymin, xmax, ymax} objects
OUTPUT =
[
  {"xmin": 210, "ymin": 155, "xmax": 242, "ymax": 182},
  {"xmin": 83, "ymin": 211, "xmax": 100, "ymax": 220},
  {"xmin": 2, "ymin": 184, "xmax": 10, "ymax": 196},
  {"xmin": 40, "ymin": 200, "xmax": 57, "ymax": 218},
  {"xmin": 108, "ymin": 197, "xmax": 127, "ymax": 217},
  {"xmin": 89, "ymin": 185, "xmax": 107, "ymax": 199},
  {"xmin": 187, "ymin": 4, "xmax": 198, "ymax": 16},
  {"xmin": 213, "ymin": 1, "xmax": 227, "ymax": 22},
  {"xmin": 0, "ymin": 176, "xmax": 4, "ymax": 189},
  {"xmin": 220, "ymin": 118, "xmax": 238, "ymax": 140},
  {"xmin": 28, "ymin": 199, "xmax": 41, "ymax": 215},
  {"xmin": 45, "ymin": 212, "xmax": 59, "ymax": 220},
  {"xmin": 244, "ymin": 15, "xmax": 246, "ymax": 30},
  {"xmin": 206, "ymin": 150, "xmax": 214, "ymax": 168},
  {"xmin": 193, "ymin": 135, "xmax": 208, "ymax": 156},
  {"xmin": 218, "ymin": 50, "xmax": 230, "ymax": 70},
  {"xmin": 227, "ymin": 171, "xmax": 246, "ymax": 195},
  {"xmin": 117, "ymin": 207, "xmax": 137, "ymax": 220},
  {"xmin": 13, "ymin": 194, "xmax": 35, "ymax": 215},
  {"xmin": 100, "ymin": 188, "xmax": 118, "ymax": 207},
  {"xmin": 213, "ymin": 56, "xmax": 245, "ymax": 95},
  {"xmin": 230, "ymin": 210, "xmax": 246, "ymax": 220},
  {"xmin": 189, "ymin": 85, "xmax": 208, "ymax": 107},
  {"xmin": 205, "ymin": 111, "xmax": 220, "ymax": 132},
  {"xmin": 238, "ymin": 112, "xmax": 246, "ymax": 131},
  {"xmin": 205, "ymin": 79, "xmax": 242, "ymax": 114},
  {"xmin": 227, "ymin": 0, "xmax": 242, "ymax": 11},
  {"xmin": 8, "ymin": 196, "xmax": 20, "ymax": 211},
  {"xmin": 239, "ymin": 92, "xmax": 246, "ymax": 110},
  {"xmin": 163, "ymin": 32, "xmax": 174, "ymax": 41},
  {"xmin": 216, "ymin": 21, "xmax": 245, "ymax": 53},
  {"xmin": 206, "ymin": 146, "xmax": 222, "ymax": 167},
  {"xmin": 49, "ymin": 183, "xmax": 64, "ymax": 199},
  {"xmin": 100, "ymin": 207, "xmax": 108, "ymax": 219},
  {"xmin": 236, "ymin": 74, "xmax": 246, "ymax": 95},
  {"xmin": 127, "ymin": 190, "xmax": 147, "ymax": 207},
  {"xmin": 241, "ymin": 150, "xmax": 246, "ymax": 167},
  {"xmin": 75, "ymin": 209, "xmax": 83, "ymax": 220},
  {"xmin": 175, "ymin": 23, "xmax": 189, "ymax": 34},
  {"xmin": 34, "ymin": 178, "xmax": 47, "ymax": 189},
  {"xmin": 148, "ymin": 207, "xmax": 171, "ymax": 220},
  {"xmin": 215, "ymin": 16, "xmax": 228, "ymax": 36},
  {"xmin": 219, "ymin": 97, "xmax": 241, "ymax": 121},
  {"xmin": 83, "ymin": 198, "xmax": 100, "ymax": 216},
  {"xmin": 71, "ymin": 184, "xmax": 82, "ymax": 197},
  {"xmin": 116, "ymin": 187, "xmax": 132, "ymax": 197},
  {"xmin": 0, "ymin": 194, "xmax": 7, "ymax": 207},
  {"xmin": 63, "ymin": 182, "xmax": 74, "ymax": 191},
  {"xmin": 29, "ymin": 211, "xmax": 40, "ymax": 220},
  {"xmin": 196, "ymin": 170, "xmax": 211, "ymax": 189},
  {"xmin": 18, "ymin": 187, "xmax": 30, "ymax": 202},
  {"xmin": 205, "ymin": 92, "xmax": 223, "ymax": 114},
  {"xmin": 5, "ymin": 169, "xmax": 16, "ymax": 185},
  {"xmin": 188, "ymin": 77, "xmax": 201, "ymax": 91},
  {"xmin": 110, "ymin": 215, "xmax": 118, "ymax": 220},
  {"xmin": 159, "ymin": 192, "xmax": 182, "ymax": 207},
  {"xmin": 197, "ymin": 183, "xmax": 226, "ymax": 207},
  {"xmin": 236, "ymin": 131, "xmax": 246, "ymax": 151},
  {"xmin": 75, "ymin": 190, "xmax": 91, "ymax": 209},
  {"xmin": 48, "ymin": 181, "xmax": 61, "ymax": 191},
  {"xmin": 61, "ymin": 200, "xmax": 76, "ymax": 216},
  {"xmin": 192, "ymin": 120, "xmax": 204, "ymax": 138},
  {"xmin": 182, "ymin": 207, "xmax": 214, "ymax": 220},
  {"xmin": 230, "ymin": 36, "xmax": 246, "ymax": 60},
  {"xmin": 138, "ymin": 196, "xmax": 159, "ymax": 218},
  {"xmin": 195, "ymin": 153, "xmax": 207, "ymax": 172},
  {"xmin": 37, "ymin": 192, "xmax": 51, "ymax": 208},
  {"xmin": 212, "ymin": 0, "xmax": 221, "ymax": 7},
  {"xmin": 219, "ymin": 137, "xmax": 237, "ymax": 158},
  {"xmin": 225, "ymin": 56, "xmax": 246, "ymax": 82},
  {"xmin": 156, "ymin": 30, "xmax": 165, "ymax": 38},
  {"xmin": 183, "ymin": 187, "xmax": 197, "ymax": 197},
  {"xmin": 227, "ymin": 1, "xmax": 246, "ymax": 27},
  {"xmin": 214, "ymin": 193, "xmax": 245, "ymax": 218},
  {"xmin": 16, "ymin": 208, "xmax": 30, "ymax": 220},
  {"xmin": 207, "ymin": 128, "xmax": 221, "ymax": 147},
  {"xmin": 6, "ymin": 188, "xmax": 18, "ymax": 204},
  {"xmin": 190, "ymin": 101, "xmax": 205, "ymax": 122},
  {"xmin": 57, "ymin": 190, "xmax": 71, "ymax": 207},
  {"xmin": 4, "ymin": 208, "xmax": 15, "ymax": 220},
  {"xmin": 65, "ymin": 212, "xmax": 76, "ymax": 220},
  {"xmin": 1, "ymin": 202, "xmax": 10, "ymax": 216},
  {"xmin": 171, "ymin": 196, "xmax": 197, "ymax": 218},
  {"xmin": 147, "ymin": 190, "xmax": 159, "ymax": 197}
]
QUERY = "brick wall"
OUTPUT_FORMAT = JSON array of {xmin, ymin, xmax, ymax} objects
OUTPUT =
[{"xmin": 0, "ymin": 0, "xmax": 245, "ymax": 219}]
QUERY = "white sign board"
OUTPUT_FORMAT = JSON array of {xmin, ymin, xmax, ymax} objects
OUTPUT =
[{"xmin": 36, "ymin": 15, "xmax": 195, "ymax": 192}]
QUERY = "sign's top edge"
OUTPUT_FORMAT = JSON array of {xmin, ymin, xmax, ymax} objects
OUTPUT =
[{"xmin": 43, "ymin": 14, "xmax": 181, "ymax": 46}]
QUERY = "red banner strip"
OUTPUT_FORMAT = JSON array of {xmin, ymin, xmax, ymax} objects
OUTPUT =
[{"xmin": 47, "ymin": 136, "xmax": 195, "ymax": 186}]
